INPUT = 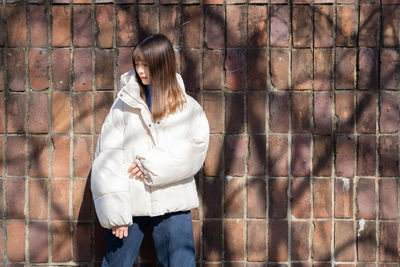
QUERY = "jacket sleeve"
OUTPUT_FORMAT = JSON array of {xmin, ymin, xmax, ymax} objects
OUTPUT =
[
  {"xmin": 91, "ymin": 99, "xmax": 132, "ymax": 229},
  {"xmin": 135, "ymin": 105, "xmax": 210, "ymax": 187}
]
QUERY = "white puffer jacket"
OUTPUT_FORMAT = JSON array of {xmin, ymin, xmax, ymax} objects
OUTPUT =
[{"xmin": 91, "ymin": 71, "xmax": 209, "ymax": 229}]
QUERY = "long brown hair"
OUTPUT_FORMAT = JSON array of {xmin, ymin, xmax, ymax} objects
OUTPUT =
[{"xmin": 132, "ymin": 34, "xmax": 186, "ymax": 121}]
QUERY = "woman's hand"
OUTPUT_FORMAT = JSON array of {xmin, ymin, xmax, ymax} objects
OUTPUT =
[
  {"xmin": 128, "ymin": 163, "xmax": 145, "ymax": 179},
  {"xmin": 112, "ymin": 225, "xmax": 129, "ymax": 239}
]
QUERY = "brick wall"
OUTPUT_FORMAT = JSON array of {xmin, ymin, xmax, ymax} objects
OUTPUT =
[{"xmin": 0, "ymin": 0, "xmax": 400, "ymax": 266}]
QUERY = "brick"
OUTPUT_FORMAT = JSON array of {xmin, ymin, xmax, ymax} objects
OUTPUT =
[
  {"xmin": 30, "ymin": 5, "xmax": 48, "ymax": 47},
  {"xmin": 226, "ymin": 5, "xmax": 246, "ymax": 48},
  {"xmin": 118, "ymin": 48, "xmax": 133, "ymax": 78},
  {"xmin": 270, "ymin": 5, "xmax": 289, "ymax": 47},
  {"xmin": 96, "ymin": 5, "xmax": 113, "ymax": 48},
  {"xmin": 225, "ymin": 93, "xmax": 244, "ymax": 134},
  {"xmin": 73, "ymin": 136, "xmax": 92, "ymax": 177},
  {"xmin": 203, "ymin": 177, "xmax": 222, "ymax": 218},
  {"xmin": 356, "ymin": 178, "xmax": 376, "ymax": 219},
  {"xmin": 383, "ymin": 7, "xmax": 400, "ymax": 47},
  {"xmin": 247, "ymin": 94, "xmax": 266, "ymax": 134},
  {"xmin": 380, "ymin": 49, "xmax": 400, "ymax": 89},
  {"xmin": 7, "ymin": 220, "xmax": 25, "ymax": 262},
  {"xmin": 270, "ymin": 49, "xmax": 289, "ymax": 90},
  {"xmin": 248, "ymin": 135, "xmax": 266, "ymax": 176},
  {"xmin": 291, "ymin": 178, "xmax": 311, "ymax": 218},
  {"xmin": 291, "ymin": 221, "xmax": 310, "ymax": 260},
  {"xmin": 74, "ymin": 48, "xmax": 92, "ymax": 91},
  {"xmin": 380, "ymin": 222, "xmax": 399, "ymax": 261},
  {"xmin": 335, "ymin": 221, "xmax": 355, "ymax": 262},
  {"xmin": 356, "ymin": 93, "xmax": 377, "ymax": 134},
  {"xmin": 314, "ymin": 49, "xmax": 333, "ymax": 90},
  {"xmin": 116, "ymin": 5, "xmax": 137, "ymax": 47},
  {"xmin": 7, "ymin": 94, "xmax": 26, "ymax": 133},
  {"xmin": 205, "ymin": 0, "xmax": 223, "ymax": 3},
  {"xmin": 52, "ymin": 92, "xmax": 71, "ymax": 133},
  {"xmin": 379, "ymin": 179, "xmax": 398, "ymax": 219},
  {"xmin": 268, "ymin": 220, "xmax": 288, "ymax": 261},
  {"xmin": 336, "ymin": 5, "xmax": 357, "ymax": 46},
  {"xmin": 292, "ymin": 92, "xmax": 311, "ymax": 133},
  {"xmin": 0, "ymin": 6, "xmax": 5, "ymax": 46},
  {"xmin": 73, "ymin": 5, "xmax": 93, "ymax": 47},
  {"xmin": 248, "ymin": 49, "xmax": 267, "ymax": 91},
  {"xmin": 74, "ymin": 93, "xmax": 92, "ymax": 134},
  {"xmin": 269, "ymin": 92, "xmax": 289, "ymax": 133},
  {"xmin": 29, "ymin": 221, "xmax": 48, "ymax": 262},
  {"xmin": 51, "ymin": 222, "xmax": 72, "ymax": 262},
  {"xmin": 29, "ymin": 136, "xmax": 49, "ymax": 178},
  {"xmin": 225, "ymin": 135, "xmax": 245, "ymax": 176},
  {"xmin": 160, "ymin": 5, "xmax": 180, "ymax": 47},
  {"xmin": 224, "ymin": 220, "xmax": 244, "ymax": 260},
  {"xmin": 225, "ymin": 49, "xmax": 246, "ymax": 91},
  {"xmin": 52, "ymin": 48, "xmax": 71, "ymax": 91},
  {"xmin": 336, "ymin": 48, "xmax": 356, "ymax": 89},
  {"xmin": 205, "ymin": 6, "xmax": 224, "ymax": 48},
  {"xmin": 268, "ymin": 178, "xmax": 288, "ymax": 218},
  {"xmin": 0, "ymin": 49, "xmax": 3, "ymax": 91},
  {"xmin": 247, "ymin": 178, "xmax": 266, "ymax": 218},
  {"xmin": 6, "ymin": 136, "xmax": 26, "ymax": 176},
  {"xmin": 314, "ymin": 6, "xmax": 334, "ymax": 47},
  {"xmin": 357, "ymin": 136, "xmax": 376, "ymax": 176},
  {"xmin": 357, "ymin": 221, "xmax": 376, "ymax": 261},
  {"xmin": 204, "ymin": 93, "xmax": 223, "ymax": 134},
  {"xmin": 29, "ymin": 92, "xmax": 49, "ymax": 133},
  {"xmin": 313, "ymin": 136, "xmax": 332, "ymax": 177},
  {"xmin": 29, "ymin": 179, "xmax": 48, "ymax": 220},
  {"xmin": 51, "ymin": 136, "xmax": 70, "ymax": 178},
  {"xmin": 291, "ymin": 135, "xmax": 310, "ymax": 177},
  {"xmin": 335, "ymin": 178, "xmax": 354, "ymax": 218},
  {"xmin": 73, "ymin": 222, "xmax": 92, "ymax": 261},
  {"xmin": 292, "ymin": 6, "xmax": 312, "ymax": 47},
  {"xmin": 192, "ymin": 220, "xmax": 200, "ymax": 259},
  {"xmin": 138, "ymin": 5, "xmax": 158, "ymax": 37},
  {"xmin": 359, "ymin": 5, "xmax": 379, "ymax": 47},
  {"xmin": 182, "ymin": 5, "xmax": 201, "ymax": 48},
  {"xmin": 247, "ymin": 220, "xmax": 266, "ymax": 261},
  {"xmin": 380, "ymin": 92, "xmax": 399, "ymax": 133},
  {"xmin": 335, "ymin": 92, "xmax": 354, "ymax": 133},
  {"xmin": 292, "ymin": 49, "xmax": 312, "ymax": 90},
  {"xmin": 95, "ymin": 49, "xmax": 114, "ymax": 90},
  {"xmin": 203, "ymin": 220, "xmax": 222, "ymax": 261},
  {"xmin": 95, "ymin": 91, "xmax": 114, "ymax": 133},
  {"xmin": 379, "ymin": 136, "xmax": 399, "ymax": 177},
  {"xmin": 248, "ymin": 5, "xmax": 267, "ymax": 47},
  {"xmin": 50, "ymin": 179, "xmax": 70, "ymax": 220},
  {"xmin": 6, "ymin": 178, "xmax": 25, "ymax": 219},
  {"xmin": 94, "ymin": 220, "xmax": 106, "ymax": 261},
  {"xmin": 6, "ymin": 5, "xmax": 27, "ymax": 47},
  {"xmin": 314, "ymin": 92, "xmax": 332, "ymax": 135},
  {"xmin": 269, "ymin": 135, "xmax": 288, "ymax": 177},
  {"xmin": 313, "ymin": 221, "xmax": 332, "ymax": 261},
  {"xmin": 0, "ymin": 95, "xmax": 3, "ymax": 133},
  {"xmin": 52, "ymin": 5, "xmax": 71, "ymax": 47},
  {"xmin": 358, "ymin": 48, "xmax": 378, "ymax": 89},
  {"xmin": 7, "ymin": 48, "xmax": 26, "ymax": 91},
  {"xmin": 313, "ymin": 179, "xmax": 332, "ymax": 218},
  {"xmin": 203, "ymin": 50, "xmax": 223, "ymax": 90},
  {"xmin": 204, "ymin": 135, "xmax": 223, "ymax": 177},
  {"xmin": 225, "ymin": 177, "xmax": 244, "ymax": 218},
  {"xmin": 182, "ymin": 49, "xmax": 200, "ymax": 91},
  {"xmin": 336, "ymin": 135, "xmax": 355, "ymax": 178},
  {"xmin": 73, "ymin": 179, "xmax": 91, "ymax": 220}
]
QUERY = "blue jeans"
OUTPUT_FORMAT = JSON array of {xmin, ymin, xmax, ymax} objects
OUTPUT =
[{"xmin": 101, "ymin": 211, "xmax": 196, "ymax": 267}]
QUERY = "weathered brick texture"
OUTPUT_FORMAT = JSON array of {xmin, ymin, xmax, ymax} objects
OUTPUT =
[{"xmin": 1, "ymin": 1, "xmax": 400, "ymax": 266}]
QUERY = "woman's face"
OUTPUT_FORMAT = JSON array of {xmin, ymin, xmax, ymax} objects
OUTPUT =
[{"xmin": 135, "ymin": 61, "xmax": 151, "ymax": 85}]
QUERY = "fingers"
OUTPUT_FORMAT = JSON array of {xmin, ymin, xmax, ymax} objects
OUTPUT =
[
  {"xmin": 112, "ymin": 226, "xmax": 129, "ymax": 239},
  {"xmin": 128, "ymin": 163, "xmax": 145, "ymax": 179}
]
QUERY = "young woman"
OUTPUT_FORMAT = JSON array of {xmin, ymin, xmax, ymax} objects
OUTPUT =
[{"xmin": 91, "ymin": 34, "xmax": 209, "ymax": 266}]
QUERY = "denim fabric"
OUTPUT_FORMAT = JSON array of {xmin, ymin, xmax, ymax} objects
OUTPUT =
[{"xmin": 101, "ymin": 211, "xmax": 196, "ymax": 267}]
